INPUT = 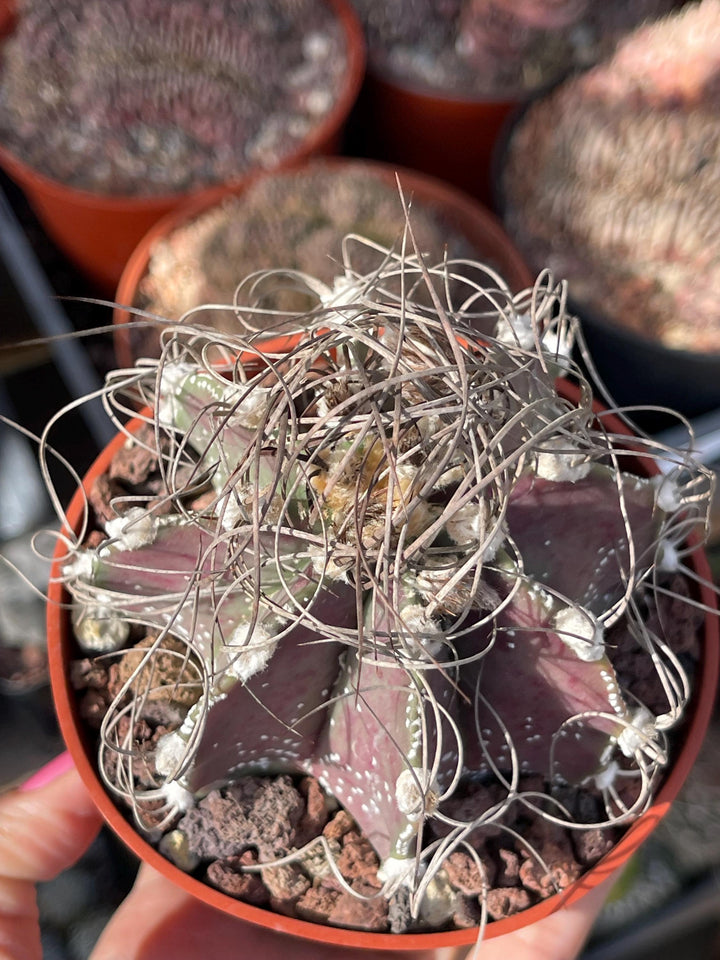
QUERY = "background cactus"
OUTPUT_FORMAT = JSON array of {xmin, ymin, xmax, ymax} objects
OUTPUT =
[
  {"xmin": 350, "ymin": 0, "xmax": 677, "ymax": 96},
  {"xmin": 56, "ymin": 240, "xmax": 712, "ymax": 932},
  {"xmin": 126, "ymin": 161, "xmax": 480, "ymax": 360},
  {"xmin": 501, "ymin": 0, "xmax": 720, "ymax": 354},
  {"xmin": 0, "ymin": 0, "xmax": 346, "ymax": 194}
]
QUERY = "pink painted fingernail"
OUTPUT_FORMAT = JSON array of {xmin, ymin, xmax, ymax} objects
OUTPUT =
[{"xmin": 20, "ymin": 751, "xmax": 74, "ymax": 791}]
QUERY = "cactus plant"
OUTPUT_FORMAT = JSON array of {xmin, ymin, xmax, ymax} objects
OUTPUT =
[
  {"xmin": 46, "ymin": 232, "xmax": 715, "ymax": 935},
  {"xmin": 350, "ymin": 0, "xmax": 677, "ymax": 97},
  {"xmin": 0, "ymin": 0, "xmax": 348, "ymax": 195},
  {"xmin": 121, "ymin": 160, "xmax": 482, "ymax": 362},
  {"xmin": 501, "ymin": 0, "xmax": 720, "ymax": 354}
]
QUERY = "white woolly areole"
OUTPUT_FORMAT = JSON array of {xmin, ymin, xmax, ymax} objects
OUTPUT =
[
  {"xmin": 319, "ymin": 273, "xmax": 365, "ymax": 326},
  {"xmin": 495, "ymin": 311, "xmax": 536, "ymax": 350},
  {"xmin": 542, "ymin": 327, "xmax": 574, "ymax": 367},
  {"xmin": 594, "ymin": 759, "xmax": 620, "ymax": 791},
  {"xmin": 309, "ymin": 544, "xmax": 352, "ymax": 582},
  {"xmin": 395, "ymin": 767, "xmax": 438, "ymax": 820},
  {"xmin": 161, "ymin": 779, "xmax": 195, "ymax": 813},
  {"xmin": 377, "ymin": 856, "xmax": 416, "ymax": 886},
  {"xmin": 63, "ymin": 550, "xmax": 97, "ymax": 581},
  {"xmin": 154, "ymin": 731, "xmax": 188, "ymax": 778},
  {"xmin": 216, "ymin": 491, "xmax": 244, "ymax": 532},
  {"xmin": 224, "ymin": 384, "xmax": 272, "ymax": 431},
  {"xmin": 445, "ymin": 502, "xmax": 506, "ymax": 559},
  {"xmin": 105, "ymin": 507, "xmax": 158, "ymax": 550},
  {"xmin": 534, "ymin": 438, "xmax": 592, "ymax": 482},
  {"xmin": 224, "ymin": 620, "xmax": 281, "ymax": 682},
  {"xmin": 553, "ymin": 605, "xmax": 605, "ymax": 662},
  {"xmin": 398, "ymin": 602, "xmax": 443, "ymax": 657},
  {"xmin": 653, "ymin": 473, "xmax": 683, "ymax": 513},
  {"xmin": 657, "ymin": 538, "xmax": 681, "ymax": 572},
  {"xmin": 617, "ymin": 706, "xmax": 656, "ymax": 758}
]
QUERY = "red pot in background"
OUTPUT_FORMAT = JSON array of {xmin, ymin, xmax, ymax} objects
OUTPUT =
[
  {"xmin": 0, "ymin": 0, "xmax": 365, "ymax": 294},
  {"xmin": 46, "ymin": 366, "xmax": 720, "ymax": 951},
  {"xmin": 112, "ymin": 156, "xmax": 534, "ymax": 369},
  {"xmin": 350, "ymin": 68, "xmax": 519, "ymax": 211}
]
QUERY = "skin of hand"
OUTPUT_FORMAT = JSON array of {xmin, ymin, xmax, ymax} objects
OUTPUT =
[{"xmin": 0, "ymin": 754, "xmax": 616, "ymax": 960}]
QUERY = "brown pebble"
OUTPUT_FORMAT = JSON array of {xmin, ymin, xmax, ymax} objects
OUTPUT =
[
  {"xmin": 573, "ymin": 827, "xmax": 618, "ymax": 866},
  {"xmin": 89, "ymin": 473, "xmax": 127, "ymax": 525},
  {"xmin": 295, "ymin": 881, "xmax": 340, "ymax": 924},
  {"xmin": 496, "ymin": 848, "xmax": 520, "ymax": 887},
  {"xmin": 444, "ymin": 850, "xmax": 493, "ymax": 896},
  {"xmin": 108, "ymin": 634, "xmax": 202, "ymax": 708},
  {"xmin": 296, "ymin": 880, "xmax": 389, "ymax": 932},
  {"xmin": 485, "ymin": 886, "xmax": 533, "ymax": 920},
  {"xmin": 261, "ymin": 863, "xmax": 311, "ymax": 909},
  {"xmin": 109, "ymin": 427, "xmax": 162, "ymax": 485},
  {"xmin": 453, "ymin": 895, "xmax": 484, "ymax": 929},
  {"xmin": 207, "ymin": 851, "xmax": 269, "ymax": 905},
  {"xmin": 322, "ymin": 808, "xmax": 355, "ymax": 842},
  {"xmin": 337, "ymin": 831, "xmax": 382, "ymax": 887},
  {"xmin": 296, "ymin": 776, "xmax": 330, "ymax": 844},
  {"xmin": 71, "ymin": 658, "xmax": 110, "ymax": 691}
]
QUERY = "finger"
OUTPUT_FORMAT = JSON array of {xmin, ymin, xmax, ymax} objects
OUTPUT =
[
  {"xmin": 92, "ymin": 861, "xmax": 438, "ymax": 960},
  {"xmin": 0, "ymin": 756, "xmax": 102, "ymax": 960},
  {"xmin": 0, "ymin": 759, "xmax": 102, "ymax": 883}
]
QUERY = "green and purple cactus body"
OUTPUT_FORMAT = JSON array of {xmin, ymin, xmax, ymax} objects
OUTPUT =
[
  {"xmin": 505, "ymin": 464, "xmax": 665, "ymax": 615},
  {"xmin": 456, "ymin": 573, "xmax": 628, "ymax": 785},
  {"xmin": 61, "ymin": 257, "xmax": 707, "ymax": 909}
]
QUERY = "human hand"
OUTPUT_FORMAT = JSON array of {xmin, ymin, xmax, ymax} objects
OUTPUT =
[{"xmin": 0, "ymin": 754, "xmax": 614, "ymax": 960}]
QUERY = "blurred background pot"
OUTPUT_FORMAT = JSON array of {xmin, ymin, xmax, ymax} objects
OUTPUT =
[
  {"xmin": 112, "ymin": 156, "xmax": 533, "ymax": 368},
  {"xmin": 346, "ymin": 0, "xmax": 678, "ymax": 209},
  {"xmin": 46, "ymin": 374, "xmax": 720, "ymax": 951},
  {"xmin": 497, "ymin": 0, "xmax": 720, "ymax": 428},
  {"xmin": 0, "ymin": 0, "xmax": 365, "ymax": 294}
]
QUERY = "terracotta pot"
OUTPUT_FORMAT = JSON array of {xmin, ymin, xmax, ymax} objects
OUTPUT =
[
  {"xmin": 46, "ymin": 369, "xmax": 720, "ymax": 951},
  {"xmin": 0, "ymin": 0, "xmax": 365, "ymax": 294},
  {"xmin": 351, "ymin": 69, "xmax": 519, "ymax": 211},
  {"xmin": 112, "ymin": 156, "xmax": 534, "ymax": 369}
]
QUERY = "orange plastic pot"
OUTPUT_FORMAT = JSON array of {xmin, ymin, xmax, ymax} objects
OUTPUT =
[
  {"xmin": 46, "ymin": 374, "xmax": 719, "ymax": 952},
  {"xmin": 352, "ymin": 68, "xmax": 520, "ymax": 211},
  {"xmin": 112, "ymin": 156, "xmax": 534, "ymax": 369},
  {"xmin": 0, "ymin": 0, "xmax": 365, "ymax": 295}
]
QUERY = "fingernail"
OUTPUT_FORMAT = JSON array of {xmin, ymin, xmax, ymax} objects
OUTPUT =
[{"xmin": 20, "ymin": 751, "xmax": 74, "ymax": 791}]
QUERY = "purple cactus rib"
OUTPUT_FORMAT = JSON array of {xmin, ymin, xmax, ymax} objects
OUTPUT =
[
  {"xmin": 506, "ymin": 468, "xmax": 660, "ymax": 614},
  {"xmin": 85, "ymin": 523, "xmax": 330, "ymax": 674},
  {"xmin": 309, "ymin": 649, "xmax": 458, "ymax": 864},
  {"xmin": 189, "ymin": 578, "xmax": 357, "ymax": 792},
  {"xmin": 457, "ymin": 579, "xmax": 626, "ymax": 785},
  {"xmin": 93, "ymin": 521, "xmax": 229, "ymax": 595}
]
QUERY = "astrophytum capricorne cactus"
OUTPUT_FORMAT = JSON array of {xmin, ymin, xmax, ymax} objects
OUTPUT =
[{"xmin": 56, "ymin": 238, "xmax": 713, "ymax": 927}]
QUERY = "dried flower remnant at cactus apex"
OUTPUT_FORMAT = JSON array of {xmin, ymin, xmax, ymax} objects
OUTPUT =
[{"xmin": 58, "ymin": 239, "xmax": 714, "ymax": 930}]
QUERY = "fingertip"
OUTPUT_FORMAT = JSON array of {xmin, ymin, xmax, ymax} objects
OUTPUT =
[{"xmin": 19, "ymin": 751, "xmax": 75, "ymax": 792}]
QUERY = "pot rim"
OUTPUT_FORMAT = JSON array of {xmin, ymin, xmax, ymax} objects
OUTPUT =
[
  {"xmin": 0, "ymin": 0, "xmax": 366, "ymax": 211},
  {"xmin": 364, "ymin": 60, "xmax": 526, "ymax": 107},
  {"xmin": 112, "ymin": 154, "xmax": 534, "ymax": 369},
  {"xmin": 46, "ymin": 373, "xmax": 720, "ymax": 950}
]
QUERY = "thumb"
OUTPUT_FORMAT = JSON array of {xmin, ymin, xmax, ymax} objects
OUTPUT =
[{"xmin": 0, "ymin": 752, "xmax": 103, "ymax": 960}]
